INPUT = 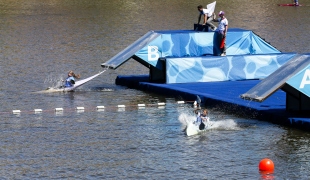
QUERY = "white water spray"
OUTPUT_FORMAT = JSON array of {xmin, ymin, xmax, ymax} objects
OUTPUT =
[{"xmin": 178, "ymin": 112, "xmax": 240, "ymax": 131}]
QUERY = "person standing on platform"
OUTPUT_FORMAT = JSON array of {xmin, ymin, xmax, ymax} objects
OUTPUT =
[
  {"xmin": 214, "ymin": 11, "xmax": 228, "ymax": 56},
  {"xmin": 197, "ymin": 5, "xmax": 217, "ymax": 31},
  {"xmin": 293, "ymin": 0, "xmax": 299, "ymax": 6}
]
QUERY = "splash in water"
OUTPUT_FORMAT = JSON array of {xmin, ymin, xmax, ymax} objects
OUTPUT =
[
  {"xmin": 178, "ymin": 112, "xmax": 240, "ymax": 131},
  {"xmin": 178, "ymin": 112, "xmax": 195, "ymax": 129},
  {"xmin": 44, "ymin": 74, "xmax": 64, "ymax": 88}
]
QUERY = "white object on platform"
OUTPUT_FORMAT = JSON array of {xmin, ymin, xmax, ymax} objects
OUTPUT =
[{"xmin": 206, "ymin": 1, "xmax": 216, "ymax": 15}]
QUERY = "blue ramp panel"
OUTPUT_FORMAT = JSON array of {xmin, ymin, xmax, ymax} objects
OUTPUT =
[
  {"xmin": 227, "ymin": 30, "xmax": 280, "ymax": 55},
  {"xmin": 286, "ymin": 62, "xmax": 310, "ymax": 98},
  {"xmin": 241, "ymin": 54, "xmax": 310, "ymax": 102},
  {"xmin": 165, "ymin": 53, "xmax": 296, "ymax": 83}
]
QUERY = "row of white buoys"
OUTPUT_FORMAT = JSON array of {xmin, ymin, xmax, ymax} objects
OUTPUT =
[{"xmin": 11, "ymin": 101, "xmax": 186, "ymax": 115}]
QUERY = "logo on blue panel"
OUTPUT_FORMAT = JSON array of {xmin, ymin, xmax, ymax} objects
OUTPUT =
[
  {"xmin": 287, "ymin": 66, "xmax": 310, "ymax": 97},
  {"xmin": 299, "ymin": 69, "xmax": 310, "ymax": 88},
  {"xmin": 148, "ymin": 46, "xmax": 159, "ymax": 61}
]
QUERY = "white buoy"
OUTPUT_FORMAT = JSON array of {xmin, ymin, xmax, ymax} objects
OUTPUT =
[
  {"xmin": 138, "ymin": 104, "xmax": 146, "ymax": 107},
  {"xmin": 34, "ymin": 109, "xmax": 43, "ymax": 113},
  {"xmin": 96, "ymin": 106, "xmax": 105, "ymax": 111},
  {"xmin": 177, "ymin": 101, "xmax": 185, "ymax": 104},
  {"xmin": 12, "ymin": 110, "xmax": 21, "ymax": 114},
  {"xmin": 55, "ymin": 108, "xmax": 63, "ymax": 112},
  {"xmin": 158, "ymin": 102, "xmax": 166, "ymax": 106},
  {"xmin": 76, "ymin": 107, "xmax": 85, "ymax": 110},
  {"xmin": 117, "ymin": 105, "xmax": 126, "ymax": 108}
]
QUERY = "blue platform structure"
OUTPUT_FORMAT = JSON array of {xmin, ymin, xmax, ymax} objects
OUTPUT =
[{"xmin": 101, "ymin": 28, "xmax": 310, "ymax": 131}]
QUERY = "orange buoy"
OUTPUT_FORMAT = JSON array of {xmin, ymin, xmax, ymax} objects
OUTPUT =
[{"xmin": 259, "ymin": 158, "xmax": 274, "ymax": 172}]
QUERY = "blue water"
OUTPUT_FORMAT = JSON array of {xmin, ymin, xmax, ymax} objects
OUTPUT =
[{"xmin": 1, "ymin": 0, "xmax": 310, "ymax": 179}]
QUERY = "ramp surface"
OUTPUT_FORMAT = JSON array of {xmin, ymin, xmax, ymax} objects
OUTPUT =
[{"xmin": 101, "ymin": 31, "xmax": 161, "ymax": 69}]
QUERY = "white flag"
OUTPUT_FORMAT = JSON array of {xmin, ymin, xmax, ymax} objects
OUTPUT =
[{"xmin": 206, "ymin": 1, "xmax": 216, "ymax": 15}]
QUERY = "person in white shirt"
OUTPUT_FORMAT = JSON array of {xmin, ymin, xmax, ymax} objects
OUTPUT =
[
  {"xmin": 214, "ymin": 11, "xmax": 228, "ymax": 56},
  {"xmin": 197, "ymin": 5, "xmax": 217, "ymax": 31},
  {"xmin": 194, "ymin": 108, "xmax": 210, "ymax": 130}
]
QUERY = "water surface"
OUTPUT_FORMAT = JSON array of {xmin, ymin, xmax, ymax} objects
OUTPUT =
[{"xmin": 1, "ymin": 0, "xmax": 310, "ymax": 179}]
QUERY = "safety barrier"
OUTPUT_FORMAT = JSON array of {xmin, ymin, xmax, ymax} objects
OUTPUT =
[{"xmin": 2, "ymin": 101, "xmax": 194, "ymax": 116}]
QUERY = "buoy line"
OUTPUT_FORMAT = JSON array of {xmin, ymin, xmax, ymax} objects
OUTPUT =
[{"xmin": 0, "ymin": 101, "xmax": 194, "ymax": 116}]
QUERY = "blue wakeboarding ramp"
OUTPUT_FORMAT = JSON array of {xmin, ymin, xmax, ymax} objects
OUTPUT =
[{"xmin": 101, "ymin": 28, "xmax": 281, "ymax": 70}]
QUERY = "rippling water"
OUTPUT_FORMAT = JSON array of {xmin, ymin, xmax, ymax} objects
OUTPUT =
[{"xmin": 1, "ymin": 0, "xmax": 310, "ymax": 179}]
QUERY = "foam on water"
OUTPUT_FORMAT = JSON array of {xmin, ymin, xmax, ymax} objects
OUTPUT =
[
  {"xmin": 210, "ymin": 119, "xmax": 240, "ymax": 130},
  {"xmin": 178, "ymin": 112, "xmax": 196, "ymax": 128}
]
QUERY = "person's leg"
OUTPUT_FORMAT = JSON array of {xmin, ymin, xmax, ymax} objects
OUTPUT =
[
  {"xmin": 217, "ymin": 33, "xmax": 224, "ymax": 55},
  {"xmin": 206, "ymin": 17, "xmax": 217, "ymax": 30},
  {"xmin": 213, "ymin": 32, "xmax": 220, "ymax": 55},
  {"xmin": 223, "ymin": 37, "xmax": 226, "ymax": 56}
]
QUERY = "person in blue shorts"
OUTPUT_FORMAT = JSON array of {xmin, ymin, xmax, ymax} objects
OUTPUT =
[{"xmin": 64, "ymin": 70, "xmax": 80, "ymax": 87}]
